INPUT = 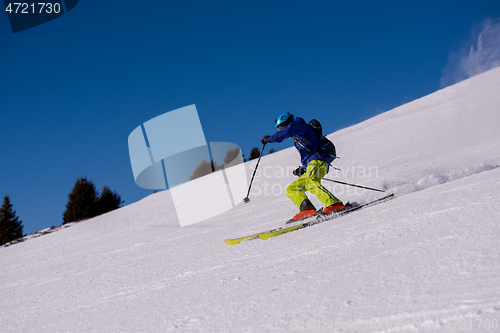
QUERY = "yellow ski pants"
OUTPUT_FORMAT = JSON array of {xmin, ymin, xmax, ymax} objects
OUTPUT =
[{"xmin": 286, "ymin": 160, "xmax": 341, "ymax": 209}]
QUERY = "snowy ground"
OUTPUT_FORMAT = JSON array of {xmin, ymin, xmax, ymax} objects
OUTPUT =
[{"xmin": 1, "ymin": 67, "xmax": 500, "ymax": 332}]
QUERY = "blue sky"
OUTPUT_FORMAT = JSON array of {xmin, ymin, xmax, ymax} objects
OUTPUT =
[{"xmin": 1, "ymin": 0, "xmax": 500, "ymax": 235}]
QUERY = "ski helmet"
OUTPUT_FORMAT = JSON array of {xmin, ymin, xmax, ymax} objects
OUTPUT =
[{"xmin": 275, "ymin": 112, "xmax": 294, "ymax": 128}]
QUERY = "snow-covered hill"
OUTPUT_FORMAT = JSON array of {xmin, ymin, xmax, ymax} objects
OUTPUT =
[{"xmin": 2, "ymin": 68, "xmax": 500, "ymax": 332}]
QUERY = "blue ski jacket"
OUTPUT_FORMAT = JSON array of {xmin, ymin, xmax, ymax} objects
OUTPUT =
[{"xmin": 267, "ymin": 117, "xmax": 328, "ymax": 168}]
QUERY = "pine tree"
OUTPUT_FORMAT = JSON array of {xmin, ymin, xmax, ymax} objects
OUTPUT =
[
  {"xmin": 249, "ymin": 147, "xmax": 260, "ymax": 160},
  {"xmin": 62, "ymin": 177, "xmax": 98, "ymax": 224},
  {"xmin": 189, "ymin": 160, "xmax": 223, "ymax": 181},
  {"xmin": 97, "ymin": 186, "xmax": 124, "ymax": 215},
  {"xmin": 0, "ymin": 195, "xmax": 24, "ymax": 245},
  {"xmin": 223, "ymin": 147, "xmax": 241, "ymax": 165}
]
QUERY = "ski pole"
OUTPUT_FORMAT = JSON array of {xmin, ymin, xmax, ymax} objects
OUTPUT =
[
  {"xmin": 243, "ymin": 143, "xmax": 266, "ymax": 203},
  {"xmin": 323, "ymin": 178, "xmax": 385, "ymax": 193}
]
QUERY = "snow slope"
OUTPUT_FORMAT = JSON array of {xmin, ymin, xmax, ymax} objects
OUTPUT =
[{"xmin": 2, "ymin": 67, "xmax": 500, "ymax": 332}]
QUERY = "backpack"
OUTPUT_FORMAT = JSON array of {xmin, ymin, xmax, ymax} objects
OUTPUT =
[{"xmin": 308, "ymin": 119, "xmax": 337, "ymax": 164}]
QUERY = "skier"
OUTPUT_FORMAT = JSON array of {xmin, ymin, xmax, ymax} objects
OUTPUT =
[{"xmin": 261, "ymin": 112, "xmax": 345, "ymax": 221}]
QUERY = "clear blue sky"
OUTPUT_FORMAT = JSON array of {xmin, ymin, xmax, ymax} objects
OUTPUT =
[{"xmin": 1, "ymin": 0, "xmax": 500, "ymax": 235}]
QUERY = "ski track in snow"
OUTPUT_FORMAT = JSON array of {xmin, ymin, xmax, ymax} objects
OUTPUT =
[
  {"xmin": 1, "ymin": 68, "xmax": 500, "ymax": 332},
  {"xmin": 387, "ymin": 163, "xmax": 500, "ymax": 196}
]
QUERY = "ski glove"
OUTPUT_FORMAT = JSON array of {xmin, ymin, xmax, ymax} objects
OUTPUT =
[
  {"xmin": 261, "ymin": 135, "xmax": 270, "ymax": 145},
  {"xmin": 293, "ymin": 166, "xmax": 306, "ymax": 177}
]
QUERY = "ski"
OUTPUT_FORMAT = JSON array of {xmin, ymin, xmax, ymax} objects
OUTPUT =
[
  {"xmin": 258, "ymin": 192, "xmax": 394, "ymax": 240},
  {"xmin": 224, "ymin": 213, "xmax": 320, "ymax": 246},
  {"xmin": 225, "ymin": 192, "xmax": 394, "ymax": 245},
  {"xmin": 224, "ymin": 232, "xmax": 261, "ymax": 246}
]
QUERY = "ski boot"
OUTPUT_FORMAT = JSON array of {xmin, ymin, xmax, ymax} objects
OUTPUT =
[
  {"xmin": 322, "ymin": 202, "xmax": 346, "ymax": 215},
  {"xmin": 287, "ymin": 199, "xmax": 317, "ymax": 224}
]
